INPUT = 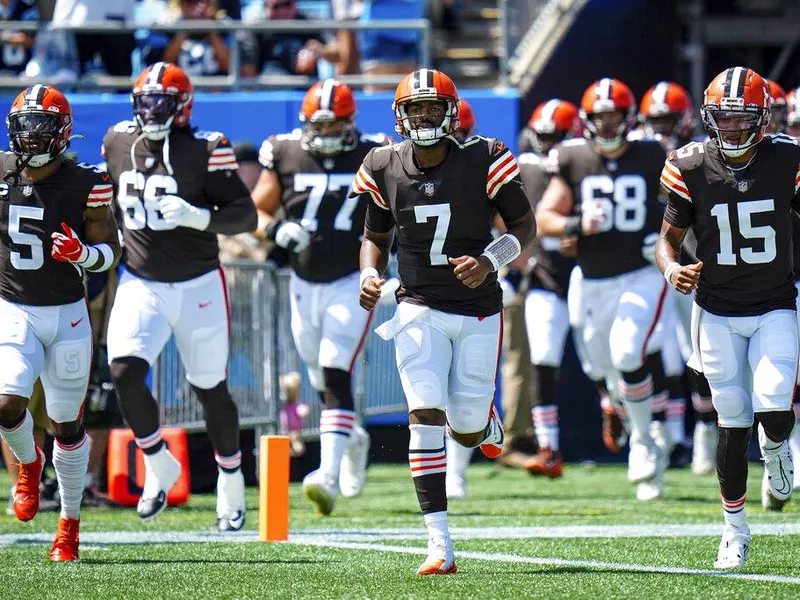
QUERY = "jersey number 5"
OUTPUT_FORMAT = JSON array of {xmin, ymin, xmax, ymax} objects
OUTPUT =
[
  {"xmin": 117, "ymin": 170, "xmax": 179, "ymax": 231},
  {"xmin": 8, "ymin": 205, "xmax": 44, "ymax": 270},
  {"xmin": 710, "ymin": 199, "xmax": 776, "ymax": 265},
  {"xmin": 414, "ymin": 204, "xmax": 451, "ymax": 265}
]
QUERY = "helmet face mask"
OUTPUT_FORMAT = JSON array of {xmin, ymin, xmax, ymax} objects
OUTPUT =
[
  {"xmin": 133, "ymin": 93, "xmax": 180, "ymax": 140},
  {"xmin": 8, "ymin": 113, "xmax": 61, "ymax": 162},
  {"xmin": 299, "ymin": 79, "xmax": 357, "ymax": 156},
  {"xmin": 703, "ymin": 108, "xmax": 766, "ymax": 156},
  {"xmin": 583, "ymin": 109, "xmax": 629, "ymax": 152},
  {"xmin": 531, "ymin": 131, "xmax": 567, "ymax": 155},
  {"xmin": 301, "ymin": 117, "xmax": 353, "ymax": 156}
]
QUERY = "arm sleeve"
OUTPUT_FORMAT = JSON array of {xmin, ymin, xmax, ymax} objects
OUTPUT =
[{"xmin": 364, "ymin": 197, "xmax": 395, "ymax": 233}]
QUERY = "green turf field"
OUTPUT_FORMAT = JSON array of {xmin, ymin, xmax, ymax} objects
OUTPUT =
[{"xmin": 1, "ymin": 463, "xmax": 799, "ymax": 599}]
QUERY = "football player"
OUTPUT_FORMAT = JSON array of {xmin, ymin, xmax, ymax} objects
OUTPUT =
[
  {"xmin": 518, "ymin": 99, "xmax": 581, "ymax": 477},
  {"xmin": 638, "ymin": 81, "xmax": 695, "ymax": 152},
  {"xmin": 356, "ymin": 69, "xmax": 536, "ymax": 575},
  {"xmin": 536, "ymin": 78, "xmax": 671, "ymax": 501},
  {"xmin": 0, "ymin": 85, "xmax": 121, "ymax": 560},
  {"xmin": 657, "ymin": 67, "xmax": 799, "ymax": 568},
  {"xmin": 785, "ymin": 85, "xmax": 800, "ymax": 488},
  {"xmin": 454, "ymin": 98, "xmax": 476, "ymax": 140},
  {"xmin": 103, "ymin": 62, "xmax": 257, "ymax": 530},
  {"xmin": 250, "ymin": 80, "xmax": 386, "ymax": 515},
  {"xmin": 765, "ymin": 79, "xmax": 787, "ymax": 134}
]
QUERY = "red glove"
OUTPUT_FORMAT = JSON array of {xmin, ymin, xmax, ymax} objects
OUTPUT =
[{"xmin": 51, "ymin": 222, "xmax": 88, "ymax": 264}]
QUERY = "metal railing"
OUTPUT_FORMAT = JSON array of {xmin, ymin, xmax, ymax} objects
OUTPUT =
[
  {"xmin": 154, "ymin": 263, "xmax": 407, "ymax": 439},
  {"xmin": 0, "ymin": 18, "xmax": 431, "ymax": 90}
]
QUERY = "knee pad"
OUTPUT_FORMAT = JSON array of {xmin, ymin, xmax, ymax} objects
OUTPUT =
[
  {"xmin": 307, "ymin": 366, "xmax": 325, "ymax": 392},
  {"xmin": 712, "ymin": 386, "xmax": 752, "ymax": 428},
  {"xmin": 446, "ymin": 394, "xmax": 491, "ymax": 435},
  {"xmin": 46, "ymin": 397, "xmax": 84, "ymax": 423},
  {"xmin": 184, "ymin": 325, "xmax": 227, "ymax": 390},
  {"xmin": 321, "ymin": 368, "xmax": 354, "ymax": 411},
  {"xmin": 611, "ymin": 345, "xmax": 646, "ymax": 375},
  {"xmin": 758, "ymin": 410, "xmax": 795, "ymax": 443}
]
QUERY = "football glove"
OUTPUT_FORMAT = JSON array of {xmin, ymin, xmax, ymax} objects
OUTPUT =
[
  {"xmin": 265, "ymin": 220, "xmax": 311, "ymax": 253},
  {"xmin": 159, "ymin": 194, "xmax": 211, "ymax": 231},
  {"xmin": 51, "ymin": 222, "xmax": 89, "ymax": 264}
]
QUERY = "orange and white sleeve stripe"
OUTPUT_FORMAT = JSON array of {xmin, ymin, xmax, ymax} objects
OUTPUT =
[
  {"xmin": 486, "ymin": 149, "xmax": 521, "ymax": 200},
  {"xmin": 86, "ymin": 182, "xmax": 114, "ymax": 208},
  {"xmin": 660, "ymin": 161, "xmax": 691, "ymax": 202},
  {"xmin": 207, "ymin": 146, "xmax": 238, "ymax": 172},
  {"xmin": 352, "ymin": 164, "xmax": 389, "ymax": 210},
  {"xmin": 794, "ymin": 161, "xmax": 800, "ymax": 194}
]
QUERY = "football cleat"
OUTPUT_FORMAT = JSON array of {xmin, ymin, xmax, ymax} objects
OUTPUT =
[
  {"xmin": 628, "ymin": 437, "xmax": 658, "ymax": 484},
  {"xmin": 137, "ymin": 447, "xmax": 182, "ymax": 521},
  {"xmin": 759, "ymin": 425, "xmax": 794, "ymax": 502},
  {"xmin": 340, "ymin": 425, "xmax": 371, "ymax": 498},
  {"xmin": 302, "ymin": 469, "xmax": 339, "ymax": 516},
  {"xmin": 479, "ymin": 405, "xmax": 504, "ymax": 459},
  {"xmin": 217, "ymin": 510, "xmax": 246, "ymax": 532},
  {"xmin": 49, "ymin": 517, "xmax": 80, "ymax": 562},
  {"xmin": 762, "ymin": 469, "xmax": 789, "ymax": 512},
  {"xmin": 636, "ymin": 422, "xmax": 669, "ymax": 501},
  {"xmin": 217, "ymin": 469, "xmax": 246, "ymax": 531},
  {"xmin": 14, "ymin": 446, "xmax": 45, "ymax": 522},
  {"xmin": 417, "ymin": 536, "xmax": 457, "ymax": 576},
  {"xmin": 526, "ymin": 449, "xmax": 563, "ymax": 479},
  {"xmin": 691, "ymin": 421, "xmax": 717, "ymax": 476},
  {"xmin": 713, "ymin": 524, "xmax": 750, "ymax": 569}
]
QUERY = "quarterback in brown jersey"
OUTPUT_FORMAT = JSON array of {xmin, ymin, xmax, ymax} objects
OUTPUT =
[
  {"xmin": 251, "ymin": 80, "xmax": 388, "ymax": 516},
  {"xmin": 657, "ymin": 67, "xmax": 800, "ymax": 568},
  {"xmin": 0, "ymin": 85, "xmax": 121, "ymax": 561},
  {"xmin": 537, "ymin": 78, "xmax": 671, "ymax": 503},
  {"xmin": 355, "ymin": 69, "xmax": 536, "ymax": 575},
  {"xmin": 102, "ymin": 62, "xmax": 257, "ymax": 530}
]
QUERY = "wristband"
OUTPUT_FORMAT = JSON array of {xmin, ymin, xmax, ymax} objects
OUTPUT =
[
  {"xmin": 359, "ymin": 267, "xmax": 379, "ymax": 288},
  {"xmin": 78, "ymin": 243, "xmax": 115, "ymax": 273},
  {"xmin": 481, "ymin": 233, "xmax": 521, "ymax": 272},
  {"xmin": 563, "ymin": 215, "xmax": 581, "ymax": 236},
  {"xmin": 664, "ymin": 262, "xmax": 680, "ymax": 285},
  {"xmin": 263, "ymin": 219, "xmax": 282, "ymax": 241}
]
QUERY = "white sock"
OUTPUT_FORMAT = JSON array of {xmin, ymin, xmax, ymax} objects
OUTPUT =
[
  {"xmin": 619, "ymin": 377, "xmax": 654, "ymax": 443},
  {"xmin": 53, "ymin": 433, "xmax": 90, "ymax": 520},
  {"xmin": 319, "ymin": 409, "xmax": 355, "ymax": 481},
  {"xmin": 446, "ymin": 435, "xmax": 473, "ymax": 481},
  {"xmin": 666, "ymin": 399, "xmax": 686, "ymax": 445},
  {"xmin": 142, "ymin": 445, "xmax": 181, "ymax": 497},
  {"xmin": 722, "ymin": 495, "xmax": 748, "ymax": 529},
  {"xmin": 423, "ymin": 510, "xmax": 450, "ymax": 541},
  {"xmin": 0, "ymin": 410, "xmax": 36, "ymax": 464},
  {"xmin": 532, "ymin": 405, "xmax": 560, "ymax": 451}
]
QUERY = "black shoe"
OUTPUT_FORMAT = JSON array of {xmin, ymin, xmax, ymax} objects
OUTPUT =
[
  {"xmin": 217, "ymin": 510, "xmax": 246, "ymax": 532},
  {"xmin": 82, "ymin": 487, "xmax": 123, "ymax": 509},
  {"xmin": 137, "ymin": 491, "xmax": 168, "ymax": 521}
]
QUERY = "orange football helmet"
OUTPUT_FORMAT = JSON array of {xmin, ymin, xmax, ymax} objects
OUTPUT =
[
  {"xmin": 393, "ymin": 69, "xmax": 459, "ymax": 146},
  {"xmin": 579, "ymin": 78, "xmax": 637, "ymax": 152},
  {"xmin": 765, "ymin": 79, "xmax": 787, "ymax": 133},
  {"xmin": 456, "ymin": 98, "xmax": 476, "ymax": 139},
  {"xmin": 6, "ymin": 84, "xmax": 74, "ymax": 168},
  {"xmin": 701, "ymin": 66, "xmax": 771, "ymax": 158},
  {"xmin": 787, "ymin": 87, "xmax": 800, "ymax": 136},
  {"xmin": 132, "ymin": 62, "xmax": 194, "ymax": 141},
  {"xmin": 639, "ymin": 81, "xmax": 694, "ymax": 144},
  {"xmin": 299, "ymin": 79, "xmax": 357, "ymax": 155},
  {"xmin": 524, "ymin": 99, "xmax": 581, "ymax": 155}
]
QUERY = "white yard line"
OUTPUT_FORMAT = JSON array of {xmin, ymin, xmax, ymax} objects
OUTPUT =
[{"xmin": 298, "ymin": 539, "xmax": 800, "ymax": 586}]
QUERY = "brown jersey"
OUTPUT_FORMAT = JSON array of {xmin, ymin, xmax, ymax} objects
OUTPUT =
[
  {"xmin": 355, "ymin": 137, "xmax": 531, "ymax": 317},
  {"xmin": 518, "ymin": 152, "xmax": 574, "ymax": 298},
  {"xmin": 794, "ymin": 212, "xmax": 800, "ymax": 282},
  {"xmin": 662, "ymin": 136, "xmax": 800, "ymax": 316},
  {"xmin": 0, "ymin": 153, "xmax": 113, "ymax": 305},
  {"xmin": 102, "ymin": 122, "xmax": 250, "ymax": 282},
  {"xmin": 258, "ymin": 130, "xmax": 385, "ymax": 282},
  {"xmin": 550, "ymin": 138, "xmax": 667, "ymax": 279}
]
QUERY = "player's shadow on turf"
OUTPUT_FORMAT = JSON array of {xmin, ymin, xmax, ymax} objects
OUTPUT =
[{"xmin": 81, "ymin": 558, "xmax": 334, "ymax": 566}]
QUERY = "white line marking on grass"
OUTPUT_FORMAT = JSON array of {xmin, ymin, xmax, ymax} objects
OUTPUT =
[{"xmin": 298, "ymin": 539, "xmax": 800, "ymax": 586}]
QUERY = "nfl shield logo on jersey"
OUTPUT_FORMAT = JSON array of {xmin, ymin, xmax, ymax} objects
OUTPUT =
[
  {"xmin": 22, "ymin": 185, "xmax": 33, "ymax": 197},
  {"xmin": 737, "ymin": 179, "xmax": 751, "ymax": 193},
  {"xmin": 422, "ymin": 181, "xmax": 435, "ymax": 196}
]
